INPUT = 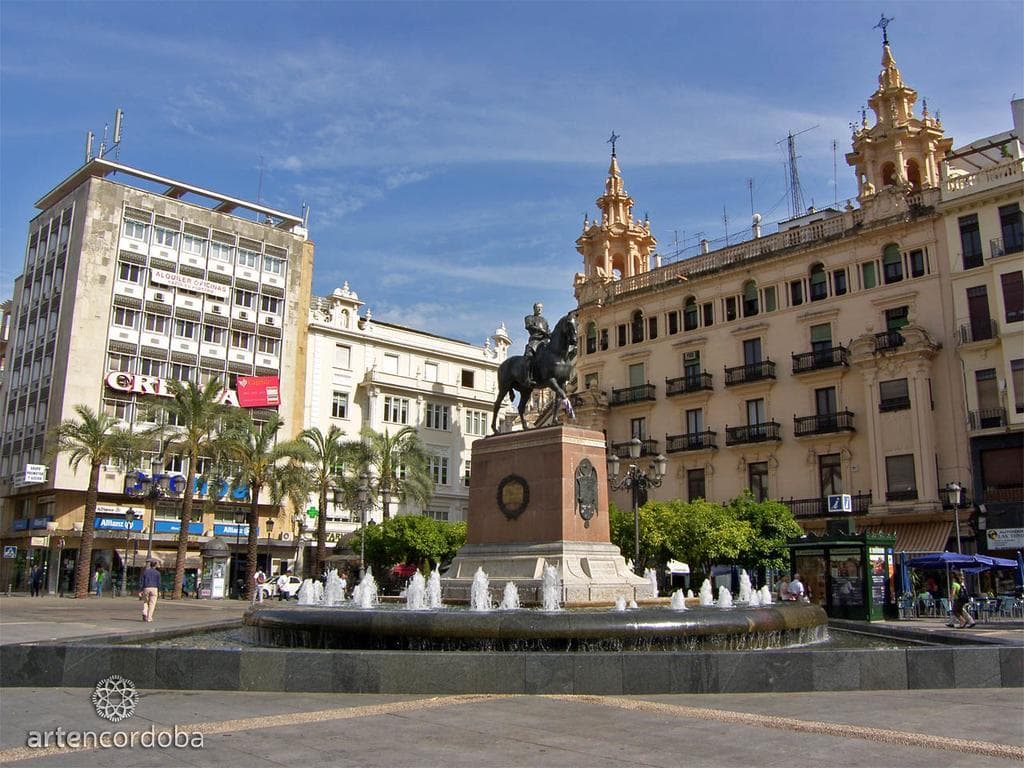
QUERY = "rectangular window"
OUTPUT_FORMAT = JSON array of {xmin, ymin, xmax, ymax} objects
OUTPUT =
[
  {"xmin": 879, "ymin": 378, "xmax": 910, "ymax": 411},
  {"xmin": 118, "ymin": 262, "xmax": 143, "ymax": 283},
  {"xmin": 819, "ymin": 453, "xmax": 842, "ymax": 497},
  {"xmin": 746, "ymin": 398, "xmax": 766, "ymax": 426},
  {"xmin": 628, "ymin": 362, "xmax": 645, "ymax": 388},
  {"xmin": 123, "ymin": 219, "xmax": 149, "ymax": 241},
  {"xmin": 169, "ymin": 363, "xmax": 194, "ymax": 382},
  {"xmin": 426, "ymin": 402, "xmax": 451, "ymax": 431},
  {"xmin": 815, "ymin": 386, "xmax": 837, "ymax": 416},
  {"xmin": 999, "ymin": 203, "xmax": 1023, "ymax": 254},
  {"xmin": 334, "ymin": 344, "xmax": 351, "ymax": 369},
  {"xmin": 103, "ymin": 397, "xmax": 132, "ymax": 421},
  {"xmin": 263, "ymin": 255, "xmax": 286, "ymax": 275},
  {"xmin": 975, "ymin": 369, "xmax": 1001, "ymax": 425},
  {"xmin": 683, "ymin": 352, "xmax": 701, "ymax": 381},
  {"xmin": 140, "ymin": 358, "xmax": 164, "ymax": 377},
  {"xmin": 959, "ymin": 214, "xmax": 983, "ymax": 269},
  {"xmin": 725, "ymin": 296, "xmax": 737, "ymax": 321},
  {"xmin": 810, "ymin": 323, "xmax": 832, "ymax": 355},
  {"xmin": 331, "ymin": 391, "xmax": 349, "ymax": 419},
  {"xmin": 429, "ymin": 455, "xmax": 449, "ymax": 486},
  {"xmin": 908, "ymin": 249, "xmax": 926, "ymax": 278},
  {"xmin": 647, "ymin": 316, "xmax": 658, "ymax": 340},
  {"xmin": 1001, "ymin": 271, "xmax": 1023, "ymax": 323},
  {"xmin": 763, "ymin": 286, "xmax": 777, "ymax": 312},
  {"xmin": 464, "ymin": 409, "xmax": 488, "ymax": 436},
  {"xmin": 424, "ymin": 361, "xmax": 439, "ymax": 382},
  {"xmin": 1011, "ymin": 359, "xmax": 1024, "ymax": 414},
  {"xmin": 234, "ymin": 290, "xmax": 256, "ymax": 309},
  {"xmin": 230, "ymin": 330, "xmax": 252, "ymax": 350},
  {"xmin": 461, "ymin": 369, "xmax": 475, "ymax": 388},
  {"xmin": 236, "ymin": 248, "xmax": 259, "ymax": 268},
  {"xmin": 260, "ymin": 296, "xmax": 281, "ymax": 314},
  {"xmin": 790, "ymin": 280, "xmax": 803, "ymax": 306},
  {"xmin": 885, "ymin": 454, "xmax": 917, "ymax": 499},
  {"xmin": 667, "ymin": 310, "xmax": 680, "ymax": 335},
  {"xmin": 209, "ymin": 242, "xmax": 234, "ymax": 263},
  {"xmin": 702, "ymin": 302, "xmax": 714, "ymax": 327},
  {"xmin": 687, "ymin": 469, "xmax": 706, "ymax": 501},
  {"xmin": 832, "ymin": 269, "xmax": 848, "ymax": 296},
  {"xmin": 886, "ymin": 306, "xmax": 909, "ymax": 331},
  {"xmin": 144, "ymin": 314, "xmax": 169, "ymax": 334},
  {"xmin": 599, "ymin": 328, "xmax": 609, "ymax": 351},
  {"xmin": 112, "ymin": 307, "xmax": 138, "ymax": 328},
  {"xmin": 463, "ymin": 461, "xmax": 472, "ymax": 487},
  {"xmin": 685, "ymin": 408, "xmax": 703, "ymax": 434},
  {"xmin": 683, "ymin": 302, "xmax": 699, "ymax": 331},
  {"xmin": 748, "ymin": 461, "xmax": 769, "ymax": 502},
  {"xmin": 382, "ymin": 353, "xmax": 399, "ymax": 375},
  {"xmin": 154, "ymin": 227, "xmax": 178, "ymax": 249},
  {"xmin": 630, "ymin": 417, "xmax": 647, "ymax": 441},
  {"xmin": 384, "ymin": 396, "xmax": 409, "ymax": 424},
  {"xmin": 743, "ymin": 337, "xmax": 762, "ymax": 365},
  {"xmin": 181, "ymin": 234, "xmax": 206, "ymax": 257},
  {"xmin": 106, "ymin": 353, "xmax": 134, "ymax": 373},
  {"xmin": 861, "ymin": 261, "xmax": 877, "ymax": 289},
  {"xmin": 616, "ymin": 324, "xmax": 627, "ymax": 347},
  {"xmin": 175, "ymin": 319, "xmax": 197, "ymax": 339},
  {"xmin": 256, "ymin": 336, "xmax": 279, "ymax": 355}
]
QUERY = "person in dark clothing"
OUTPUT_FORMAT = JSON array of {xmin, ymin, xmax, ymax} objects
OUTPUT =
[
  {"xmin": 29, "ymin": 564, "xmax": 44, "ymax": 597},
  {"xmin": 139, "ymin": 561, "xmax": 161, "ymax": 622}
]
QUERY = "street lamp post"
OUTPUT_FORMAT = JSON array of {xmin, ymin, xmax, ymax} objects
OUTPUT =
[
  {"xmin": 606, "ymin": 438, "xmax": 668, "ymax": 575},
  {"xmin": 234, "ymin": 509, "xmax": 246, "ymax": 598},
  {"xmin": 946, "ymin": 482, "xmax": 964, "ymax": 553},
  {"xmin": 146, "ymin": 457, "xmax": 163, "ymax": 559},
  {"xmin": 265, "ymin": 519, "xmax": 275, "ymax": 573},
  {"xmin": 293, "ymin": 510, "xmax": 304, "ymax": 576},
  {"xmin": 357, "ymin": 472, "xmax": 371, "ymax": 580},
  {"xmin": 121, "ymin": 508, "xmax": 137, "ymax": 597}
]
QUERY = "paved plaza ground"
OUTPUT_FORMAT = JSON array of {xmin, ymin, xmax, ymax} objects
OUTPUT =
[{"xmin": 1, "ymin": 595, "xmax": 1022, "ymax": 767}]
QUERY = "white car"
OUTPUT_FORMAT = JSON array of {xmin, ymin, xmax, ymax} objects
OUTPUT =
[{"xmin": 257, "ymin": 576, "xmax": 302, "ymax": 600}]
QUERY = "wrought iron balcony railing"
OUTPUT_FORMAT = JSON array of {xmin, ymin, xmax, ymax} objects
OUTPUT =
[
  {"xmin": 781, "ymin": 492, "xmax": 872, "ymax": 519},
  {"xmin": 990, "ymin": 235, "xmax": 1023, "ymax": 259},
  {"xmin": 969, "ymin": 408, "xmax": 1007, "ymax": 430},
  {"xmin": 724, "ymin": 360, "xmax": 776, "ymax": 386},
  {"xmin": 873, "ymin": 330, "xmax": 905, "ymax": 352},
  {"xmin": 792, "ymin": 345, "xmax": 849, "ymax": 374},
  {"xmin": 609, "ymin": 383, "xmax": 657, "ymax": 406},
  {"xmin": 665, "ymin": 372, "xmax": 713, "ymax": 396},
  {"xmin": 957, "ymin": 320, "xmax": 998, "ymax": 345},
  {"xmin": 725, "ymin": 421, "xmax": 781, "ymax": 446},
  {"xmin": 665, "ymin": 430, "xmax": 717, "ymax": 453},
  {"xmin": 612, "ymin": 439, "xmax": 660, "ymax": 458},
  {"xmin": 885, "ymin": 489, "xmax": 919, "ymax": 502},
  {"xmin": 793, "ymin": 410, "xmax": 855, "ymax": 437}
]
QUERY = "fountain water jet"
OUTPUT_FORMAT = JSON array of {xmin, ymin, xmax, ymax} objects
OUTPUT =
[
  {"xmin": 499, "ymin": 582, "xmax": 520, "ymax": 610},
  {"xmin": 405, "ymin": 571, "xmax": 427, "ymax": 610},
  {"xmin": 717, "ymin": 585, "xmax": 734, "ymax": 608},
  {"xmin": 699, "ymin": 579, "xmax": 714, "ymax": 606},
  {"xmin": 613, "ymin": 596, "xmax": 627, "ymax": 611},
  {"xmin": 324, "ymin": 570, "xmax": 346, "ymax": 606},
  {"xmin": 541, "ymin": 565, "xmax": 561, "ymax": 611},
  {"xmin": 426, "ymin": 571, "xmax": 443, "ymax": 609},
  {"xmin": 738, "ymin": 570, "xmax": 752, "ymax": 603},
  {"xmin": 670, "ymin": 590, "xmax": 688, "ymax": 610},
  {"xmin": 351, "ymin": 568, "xmax": 379, "ymax": 608},
  {"xmin": 470, "ymin": 567, "xmax": 492, "ymax": 611}
]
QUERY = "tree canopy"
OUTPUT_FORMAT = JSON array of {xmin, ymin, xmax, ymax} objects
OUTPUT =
[{"xmin": 353, "ymin": 515, "xmax": 466, "ymax": 573}]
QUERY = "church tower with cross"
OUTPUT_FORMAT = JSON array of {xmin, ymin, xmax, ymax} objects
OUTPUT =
[
  {"xmin": 574, "ymin": 134, "xmax": 657, "ymax": 292},
  {"xmin": 846, "ymin": 18, "xmax": 953, "ymax": 209}
]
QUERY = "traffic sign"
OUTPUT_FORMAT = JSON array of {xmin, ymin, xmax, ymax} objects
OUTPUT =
[{"xmin": 3, "ymin": 546, "xmax": 17, "ymax": 559}]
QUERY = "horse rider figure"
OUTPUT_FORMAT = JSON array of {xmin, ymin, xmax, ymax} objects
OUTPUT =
[{"xmin": 523, "ymin": 302, "xmax": 551, "ymax": 388}]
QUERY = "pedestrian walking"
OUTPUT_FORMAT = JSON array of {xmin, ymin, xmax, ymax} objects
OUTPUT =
[
  {"xmin": 29, "ymin": 564, "xmax": 44, "ymax": 597},
  {"xmin": 139, "ymin": 561, "xmax": 161, "ymax": 622},
  {"xmin": 93, "ymin": 565, "xmax": 106, "ymax": 597},
  {"xmin": 787, "ymin": 573, "xmax": 806, "ymax": 602},
  {"xmin": 252, "ymin": 568, "xmax": 266, "ymax": 603},
  {"xmin": 951, "ymin": 572, "xmax": 975, "ymax": 628}
]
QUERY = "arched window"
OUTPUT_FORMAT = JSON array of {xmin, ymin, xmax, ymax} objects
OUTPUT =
[
  {"xmin": 881, "ymin": 161, "xmax": 897, "ymax": 187},
  {"xmin": 585, "ymin": 322, "xmax": 597, "ymax": 354},
  {"xmin": 809, "ymin": 263, "xmax": 827, "ymax": 301},
  {"xmin": 631, "ymin": 310, "xmax": 644, "ymax": 344},
  {"xmin": 742, "ymin": 281, "xmax": 759, "ymax": 317},
  {"xmin": 882, "ymin": 244, "xmax": 903, "ymax": 284},
  {"xmin": 905, "ymin": 159, "xmax": 921, "ymax": 190},
  {"xmin": 683, "ymin": 296, "xmax": 698, "ymax": 331}
]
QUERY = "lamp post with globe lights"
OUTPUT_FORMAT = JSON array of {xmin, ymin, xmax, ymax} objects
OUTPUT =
[{"xmin": 606, "ymin": 438, "xmax": 667, "ymax": 575}]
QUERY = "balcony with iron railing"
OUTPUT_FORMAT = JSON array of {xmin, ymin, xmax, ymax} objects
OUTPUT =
[
  {"xmin": 878, "ymin": 395, "xmax": 911, "ymax": 413},
  {"xmin": 725, "ymin": 421, "xmax": 781, "ymax": 446},
  {"xmin": 724, "ymin": 360, "xmax": 776, "ymax": 386},
  {"xmin": 793, "ymin": 410, "xmax": 855, "ymax": 437},
  {"xmin": 885, "ymin": 489, "xmax": 919, "ymax": 502},
  {"xmin": 665, "ymin": 430, "xmax": 717, "ymax": 453},
  {"xmin": 666, "ymin": 372, "xmax": 713, "ymax": 396},
  {"xmin": 957, "ymin": 319, "xmax": 998, "ymax": 345},
  {"xmin": 990, "ymin": 235, "xmax": 1024, "ymax": 260},
  {"xmin": 610, "ymin": 383, "xmax": 657, "ymax": 406},
  {"xmin": 781, "ymin": 492, "xmax": 872, "ymax": 519},
  {"xmin": 969, "ymin": 408, "xmax": 1007, "ymax": 430},
  {"xmin": 873, "ymin": 330, "xmax": 905, "ymax": 352},
  {"xmin": 612, "ymin": 438, "xmax": 659, "ymax": 458},
  {"xmin": 792, "ymin": 345, "xmax": 849, "ymax": 374}
]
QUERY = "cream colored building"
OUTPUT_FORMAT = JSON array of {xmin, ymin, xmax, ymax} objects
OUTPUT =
[
  {"xmin": 572, "ymin": 39, "xmax": 1023, "ymax": 557},
  {"xmin": 301, "ymin": 283, "xmax": 511, "ymax": 548},
  {"xmin": 0, "ymin": 158, "xmax": 314, "ymax": 592}
]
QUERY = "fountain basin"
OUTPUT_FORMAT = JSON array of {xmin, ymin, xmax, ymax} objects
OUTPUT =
[{"xmin": 244, "ymin": 603, "xmax": 828, "ymax": 651}]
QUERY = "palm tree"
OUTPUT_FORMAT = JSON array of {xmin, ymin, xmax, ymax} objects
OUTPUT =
[
  {"xmin": 299, "ymin": 425, "xmax": 364, "ymax": 577},
  {"xmin": 360, "ymin": 426, "xmax": 433, "ymax": 520},
  {"xmin": 222, "ymin": 412, "xmax": 312, "ymax": 600},
  {"xmin": 153, "ymin": 379, "xmax": 236, "ymax": 599},
  {"xmin": 50, "ymin": 405, "xmax": 138, "ymax": 599}
]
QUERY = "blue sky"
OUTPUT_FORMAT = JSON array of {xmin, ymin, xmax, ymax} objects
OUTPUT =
[{"xmin": 2, "ymin": 1, "xmax": 1021, "ymax": 349}]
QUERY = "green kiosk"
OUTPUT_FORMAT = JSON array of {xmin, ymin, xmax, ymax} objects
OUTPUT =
[{"xmin": 787, "ymin": 526, "xmax": 898, "ymax": 621}]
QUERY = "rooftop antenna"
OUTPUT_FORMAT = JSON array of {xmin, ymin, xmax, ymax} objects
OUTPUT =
[
  {"xmin": 84, "ymin": 131, "xmax": 95, "ymax": 164},
  {"xmin": 747, "ymin": 178, "xmax": 755, "ymax": 218},
  {"xmin": 257, "ymin": 155, "xmax": 265, "ymax": 206},
  {"xmin": 722, "ymin": 206, "xmax": 729, "ymax": 246},
  {"xmin": 301, "ymin": 202, "xmax": 310, "ymax": 228},
  {"xmin": 112, "ymin": 108, "xmax": 124, "ymax": 161},
  {"xmin": 85, "ymin": 108, "xmax": 125, "ymax": 163},
  {"xmin": 832, "ymin": 139, "xmax": 838, "ymax": 209},
  {"xmin": 777, "ymin": 125, "xmax": 818, "ymax": 218}
]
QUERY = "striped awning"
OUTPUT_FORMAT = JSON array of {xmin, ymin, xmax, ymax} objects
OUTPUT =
[{"xmin": 859, "ymin": 521, "xmax": 953, "ymax": 554}]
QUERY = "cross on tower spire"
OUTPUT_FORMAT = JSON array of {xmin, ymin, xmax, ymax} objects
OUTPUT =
[
  {"xmin": 874, "ymin": 13, "xmax": 894, "ymax": 45},
  {"xmin": 607, "ymin": 131, "xmax": 619, "ymax": 157}
]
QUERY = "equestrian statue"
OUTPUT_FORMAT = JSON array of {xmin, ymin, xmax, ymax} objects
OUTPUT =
[{"xmin": 491, "ymin": 303, "xmax": 578, "ymax": 433}]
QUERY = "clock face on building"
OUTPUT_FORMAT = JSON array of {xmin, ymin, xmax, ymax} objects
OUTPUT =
[{"xmin": 496, "ymin": 475, "xmax": 529, "ymax": 520}]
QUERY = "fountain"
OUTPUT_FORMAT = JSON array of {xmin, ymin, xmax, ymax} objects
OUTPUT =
[
  {"xmin": 613, "ymin": 595, "xmax": 627, "ymax": 611},
  {"xmin": 748, "ymin": 590, "xmax": 761, "ymax": 608},
  {"xmin": 499, "ymin": 582, "xmax": 520, "ymax": 610},
  {"xmin": 350, "ymin": 568, "xmax": 379, "ymax": 608},
  {"xmin": 738, "ymin": 570, "xmax": 752, "ymax": 603},
  {"xmin": 686, "ymin": 589, "xmax": 694, "ymax": 599},
  {"xmin": 541, "ymin": 565, "xmax": 561, "ymax": 611},
  {"xmin": 470, "ymin": 567, "xmax": 492, "ymax": 611},
  {"xmin": 323, "ymin": 570, "xmax": 346, "ymax": 606},
  {"xmin": 670, "ymin": 590, "xmax": 687, "ymax": 610},
  {"xmin": 645, "ymin": 568, "xmax": 658, "ymax": 598},
  {"xmin": 405, "ymin": 571, "xmax": 427, "ymax": 610},
  {"xmin": 760, "ymin": 585, "xmax": 773, "ymax": 604},
  {"xmin": 716, "ymin": 585, "xmax": 734, "ymax": 608},
  {"xmin": 698, "ymin": 579, "xmax": 714, "ymax": 606},
  {"xmin": 426, "ymin": 571, "xmax": 443, "ymax": 609}
]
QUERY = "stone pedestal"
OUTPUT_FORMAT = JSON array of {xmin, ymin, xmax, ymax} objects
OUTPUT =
[{"xmin": 443, "ymin": 425, "xmax": 653, "ymax": 605}]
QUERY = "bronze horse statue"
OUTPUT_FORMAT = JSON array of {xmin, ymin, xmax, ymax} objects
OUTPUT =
[{"xmin": 491, "ymin": 311, "xmax": 577, "ymax": 433}]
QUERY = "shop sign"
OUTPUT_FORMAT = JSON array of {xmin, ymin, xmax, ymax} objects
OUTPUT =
[
  {"xmin": 153, "ymin": 521, "xmax": 205, "ymax": 535},
  {"xmin": 30, "ymin": 516, "xmax": 53, "ymax": 529},
  {"xmin": 213, "ymin": 523, "xmax": 253, "ymax": 537},
  {"xmin": 150, "ymin": 267, "xmax": 229, "ymax": 300},
  {"xmin": 11, "ymin": 519, "xmax": 29, "ymax": 532},
  {"xmin": 24, "ymin": 464, "xmax": 48, "ymax": 483},
  {"xmin": 104, "ymin": 372, "xmax": 240, "ymax": 408},
  {"xmin": 94, "ymin": 517, "xmax": 145, "ymax": 532},
  {"xmin": 236, "ymin": 375, "xmax": 281, "ymax": 407},
  {"xmin": 124, "ymin": 471, "xmax": 249, "ymax": 502},
  {"xmin": 986, "ymin": 527, "xmax": 1024, "ymax": 550}
]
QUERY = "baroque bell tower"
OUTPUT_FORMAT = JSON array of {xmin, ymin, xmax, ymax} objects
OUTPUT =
[
  {"xmin": 574, "ymin": 137, "xmax": 657, "ymax": 296},
  {"xmin": 846, "ymin": 21, "xmax": 953, "ymax": 205}
]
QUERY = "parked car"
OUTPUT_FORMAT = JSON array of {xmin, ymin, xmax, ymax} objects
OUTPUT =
[{"xmin": 257, "ymin": 575, "xmax": 303, "ymax": 600}]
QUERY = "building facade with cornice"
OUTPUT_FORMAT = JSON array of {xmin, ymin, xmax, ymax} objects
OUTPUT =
[{"xmin": 571, "ymin": 37, "xmax": 1023, "ymax": 594}]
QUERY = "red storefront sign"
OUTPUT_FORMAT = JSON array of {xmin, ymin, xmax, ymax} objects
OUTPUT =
[{"xmin": 236, "ymin": 375, "xmax": 281, "ymax": 407}]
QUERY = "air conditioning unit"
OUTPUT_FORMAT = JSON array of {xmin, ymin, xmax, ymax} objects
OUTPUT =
[
  {"xmin": 211, "ymin": 305, "xmax": 222, "ymax": 314},
  {"xmin": 265, "ymin": 317, "xmax": 275, "ymax": 326},
  {"xmin": 281, "ymin": 531, "xmax": 292, "ymax": 541},
  {"xmin": 154, "ymin": 292, "xmax": 165, "ymax": 302},
  {"xmin": 683, "ymin": 351, "xmax": 699, "ymax": 361}
]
